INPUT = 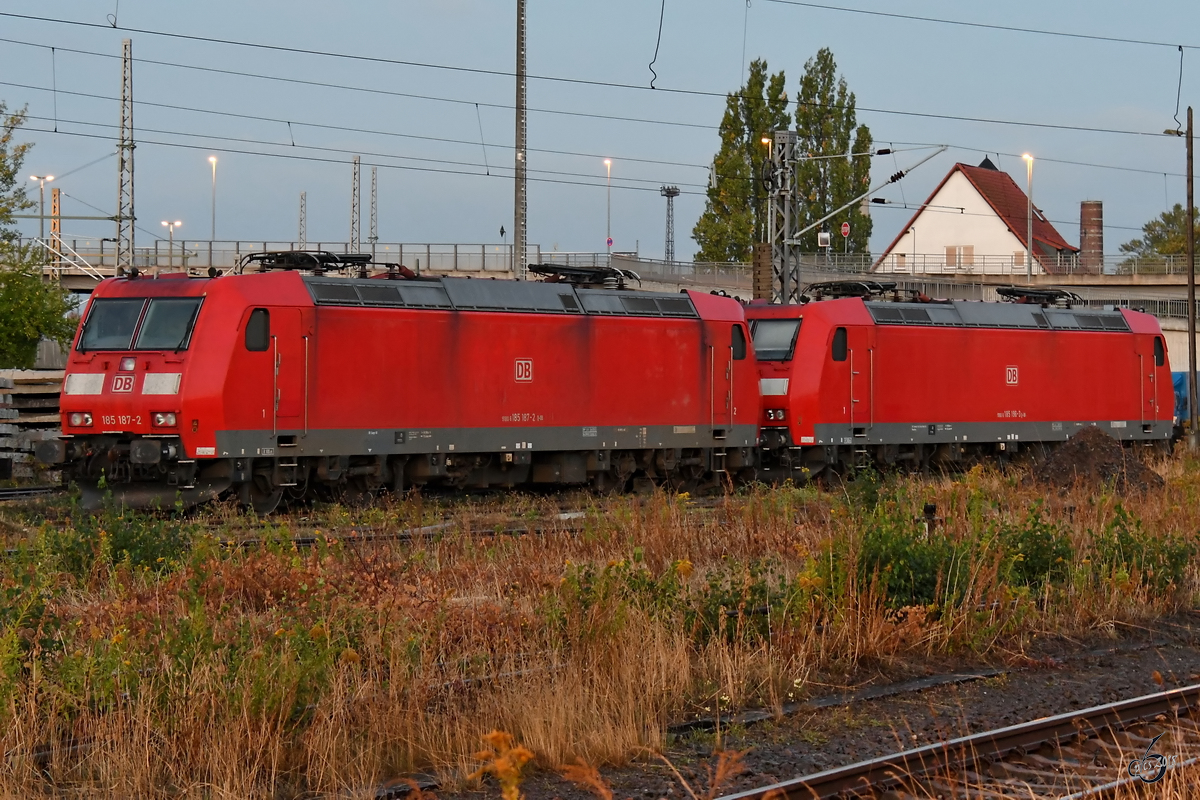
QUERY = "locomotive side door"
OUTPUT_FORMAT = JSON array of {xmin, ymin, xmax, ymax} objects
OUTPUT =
[
  {"xmin": 837, "ymin": 325, "xmax": 874, "ymax": 437},
  {"xmin": 709, "ymin": 323, "xmax": 735, "ymax": 437},
  {"xmin": 1143, "ymin": 335, "xmax": 1165, "ymax": 428},
  {"xmin": 271, "ymin": 308, "xmax": 306, "ymax": 432}
]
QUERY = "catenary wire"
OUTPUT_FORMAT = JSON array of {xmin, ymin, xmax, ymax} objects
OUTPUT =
[
  {"xmin": 0, "ymin": 36, "xmax": 723, "ymax": 133},
  {"xmin": 0, "ymin": 20, "xmax": 1176, "ymax": 138},
  {"xmin": 21, "ymin": 125, "xmax": 710, "ymax": 198},
  {"xmin": 35, "ymin": 124, "xmax": 1151, "ymax": 237},
  {"xmin": 53, "ymin": 151, "xmax": 116, "ymax": 180},
  {"xmin": 759, "ymin": 0, "xmax": 1199, "ymax": 50},
  {"xmin": 870, "ymin": 200, "xmax": 1147, "ymax": 233},
  {"xmin": 889, "ymin": 141, "xmax": 1188, "ymax": 178},
  {"xmin": 2, "ymin": 77, "xmax": 933, "ymax": 176},
  {"xmin": 19, "ymin": 111, "xmax": 709, "ymax": 189}
]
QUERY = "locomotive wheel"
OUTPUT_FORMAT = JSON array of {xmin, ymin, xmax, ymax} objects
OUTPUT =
[
  {"xmin": 341, "ymin": 477, "xmax": 380, "ymax": 508},
  {"xmin": 244, "ymin": 478, "xmax": 283, "ymax": 515},
  {"xmin": 669, "ymin": 463, "xmax": 705, "ymax": 494}
]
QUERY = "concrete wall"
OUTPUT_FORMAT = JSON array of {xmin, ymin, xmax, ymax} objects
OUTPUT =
[{"xmin": 1159, "ymin": 317, "xmax": 1200, "ymax": 372}]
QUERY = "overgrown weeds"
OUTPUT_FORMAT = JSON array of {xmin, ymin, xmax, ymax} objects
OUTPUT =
[{"xmin": 0, "ymin": 456, "xmax": 1198, "ymax": 797}]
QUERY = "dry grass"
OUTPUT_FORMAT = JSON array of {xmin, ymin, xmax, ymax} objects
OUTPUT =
[{"xmin": 0, "ymin": 453, "xmax": 1199, "ymax": 797}]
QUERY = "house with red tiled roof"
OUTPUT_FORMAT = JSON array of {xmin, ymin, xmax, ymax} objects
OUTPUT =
[{"xmin": 873, "ymin": 157, "xmax": 1080, "ymax": 275}]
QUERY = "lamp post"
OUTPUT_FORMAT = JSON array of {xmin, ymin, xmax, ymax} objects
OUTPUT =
[
  {"xmin": 29, "ymin": 174, "xmax": 54, "ymax": 240},
  {"xmin": 1022, "ymin": 154, "xmax": 1034, "ymax": 283},
  {"xmin": 161, "ymin": 220, "xmax": 182, "ymax": 269},
  {"xmin": 208, "ymin": 156, "xmax": 217, "ymax": 241},
  {"xmin": 604, "ymin": 159, "xmax": 612, "ymax": 261}
]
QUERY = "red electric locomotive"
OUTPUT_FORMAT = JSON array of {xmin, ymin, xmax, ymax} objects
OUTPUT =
[
  {"xmin": 39, "ymin": 257, "xmax": 760, "ymax": 511},
  {"xmin": 746, "ymin": 283, "xmax": 1173, "ymax": 481}
]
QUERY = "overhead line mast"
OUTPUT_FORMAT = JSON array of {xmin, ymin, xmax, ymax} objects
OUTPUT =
[
  {"xmin": 514, "ymin": 0, "xmax": 527, "ymax": 280},
  {"xmin": 369, "ymin": 165, "xmax": 378, "ymax": 255},
  {"xmin": 350, "ymin": 155, "xmax": 360, "ymax": 254},
  {"xmin": 116, "ymin": 38, "xmax": 134, "ymax": 272}
]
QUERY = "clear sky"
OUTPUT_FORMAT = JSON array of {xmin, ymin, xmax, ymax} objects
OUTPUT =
[{"xmin": 1, "ymin": 0, "xmax": 1197, "ymax": 261}]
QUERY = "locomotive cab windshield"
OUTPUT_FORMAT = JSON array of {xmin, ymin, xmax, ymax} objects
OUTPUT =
[
  {"xmin": 78, "ymin": 297, "xmax": 204, "ymax": 351},
  {"xmin": 749, "ymin": 318, "xmax": 802, "ymax": 361}
]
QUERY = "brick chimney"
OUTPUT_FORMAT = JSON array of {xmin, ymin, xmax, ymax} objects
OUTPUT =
[{"xmin": 1079, "ymin": 200, "xmax": 1103, "ymax": 274}]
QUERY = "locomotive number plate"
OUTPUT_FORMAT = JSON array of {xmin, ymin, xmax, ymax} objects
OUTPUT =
[
  {"xmin": 101, "ymin": 414, "xmax": 142, "ymax": 426},
  {"xmin": 111, "ymin": 374, "xmax": 135, "ymax": 393}
]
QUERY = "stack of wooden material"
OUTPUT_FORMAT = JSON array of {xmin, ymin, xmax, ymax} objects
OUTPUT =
[{"xmin": 0, "ymin": 369, "xmax": 63, "ymax": 480}]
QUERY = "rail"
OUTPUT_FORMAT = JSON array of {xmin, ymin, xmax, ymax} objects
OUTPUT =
[
  {"xmin": 0, "ymin": 486, "xmax": 61, "ymax": 501},
  {"xmin": 719, "ymin": 682, "xmax": 1200, "ymax": 800}
]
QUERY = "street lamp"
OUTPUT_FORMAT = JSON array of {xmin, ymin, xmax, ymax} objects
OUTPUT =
[
  {"xmin": 161, "ymin": 220, "xmax": 182, "ymax": 269},
  {"xmin": 604, "ymin": 159, "xmax": 612, "ymax": 260},
  {"xmin": 1022, "ymin": 153, "xmax": 1034, "ymax": 283},
  {"xmin": 208, "ymin": 156, "xmax": 217, "ymax": 241},
  {"xmin": 29, "ymin": 174, "xmax": 54, "ymax": 240}
]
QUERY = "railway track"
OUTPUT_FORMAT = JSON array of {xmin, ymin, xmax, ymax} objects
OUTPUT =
[
  {"xmin": 720, "ymin": 683, "xmax": 1200, "ymax": 799},
  {"xmin": 0, "ymin": 485, "xmax": 60, "ymax": 501}
]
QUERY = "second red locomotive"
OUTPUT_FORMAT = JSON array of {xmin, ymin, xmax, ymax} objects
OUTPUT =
[{"xmin": 746, "ymin": 284, "xmax": 1172, "ymax": 481}]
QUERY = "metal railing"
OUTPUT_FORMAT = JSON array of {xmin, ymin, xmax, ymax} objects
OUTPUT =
[
  {"xmin": 14, "ymin": 239, "xmax": 611, "ymax": 277},
  {"xmin": 873, "ymin": 251, "xmax": 1196, "ymax": 276}
]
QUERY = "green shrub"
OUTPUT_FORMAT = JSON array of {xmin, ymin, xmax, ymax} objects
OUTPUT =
[
  {"xmin": 998, "ymin": 502, "xmax": 1073, "ymax": 589},
  {"xmin": 1090, "ymin": 505, "xmax": 1195, "ymax": 593}
]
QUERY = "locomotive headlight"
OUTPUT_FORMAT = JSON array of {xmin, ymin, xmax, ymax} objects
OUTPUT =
[
  {"xmin": 69, "ymin": 412, "xmax": 93, "ymax": 427},
  {"xmin": 119, "ymin": 357, "xmax": 137, "ymax": 371},
  {"xmin": 152, "ymin": 412, "xmax": 177, "ymax": 427},
  {"xmin": 765, "ymin": 409, "xmax": 786, "ymax": 421}
]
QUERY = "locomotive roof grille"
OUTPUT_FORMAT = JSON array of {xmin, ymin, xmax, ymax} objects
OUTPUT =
[
  {"xmin": 866, "ymin": 301, "xmax": 1130, "ymax": 332},
  {"xmin": 302, "ymin": 277, "xmax": 697, "ymax": 318}
]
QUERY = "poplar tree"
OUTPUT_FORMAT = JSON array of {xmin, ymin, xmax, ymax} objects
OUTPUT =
[
  {"xmin": 692, "ymin": 60, "xmax": 790, "ymax": 263},
  {"xmin": 792, "ymin": 48, "xmax": 873, "ymax": 254}
]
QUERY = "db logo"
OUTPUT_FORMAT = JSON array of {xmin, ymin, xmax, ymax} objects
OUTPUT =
[
  {"xmin": 111, "ymin": 374, "xmax": 135, "ymax": 393},
  {"xmin": 514, "ymin": 359, "xmax": 533, "ymax": 383},
  {"xmin": 1005, "ymin": 366, "xmax": 1019, "ymax": 386}
]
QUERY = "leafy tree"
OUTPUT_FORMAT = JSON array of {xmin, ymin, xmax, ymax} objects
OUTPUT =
[
  {"xmin": 792, "ymin": 48, "xmax": 873, "ymax": 253},
  {"xmin": 692, "ymin": 60, "xmax": 790, "ymax": 263},
  {"xmin": 0, "ymin": 103, "xmax": 77, "ymax": 368},
  {"xmin": 1120, "ymin": 203, "xmax": 1200, "ymax": 257}
]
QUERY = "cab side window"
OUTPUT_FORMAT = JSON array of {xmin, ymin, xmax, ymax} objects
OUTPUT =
[
  {"xmin": 832, "ymin": 327, "xmax": 847, "ymax": 362},
  {"xmin": 1154, "ymin": 336, "xmax": 1165, "ymax": 367},
  {"xmin": 732, "ymin": 325, "xmax": 747, "ymax": 360},
  {"xmin": 245, "ymin": 308, "xmax": 270, "ymax": 352}
]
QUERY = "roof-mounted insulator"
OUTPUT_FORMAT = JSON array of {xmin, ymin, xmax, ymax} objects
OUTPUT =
[
  {"xmin": 527, "ymin": 263, "xmax": 642, "ymax": 290},
  {"xmin": 800, "ymin": 280, "xmax": 897, "ymax": 302},
  {"xmin": 236, "ymin": 250, "xmax": 374, "ymax": 276},
  {"xmin": 995, "ymin": 286, "xmax": 1083, "ymax": 308}
]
